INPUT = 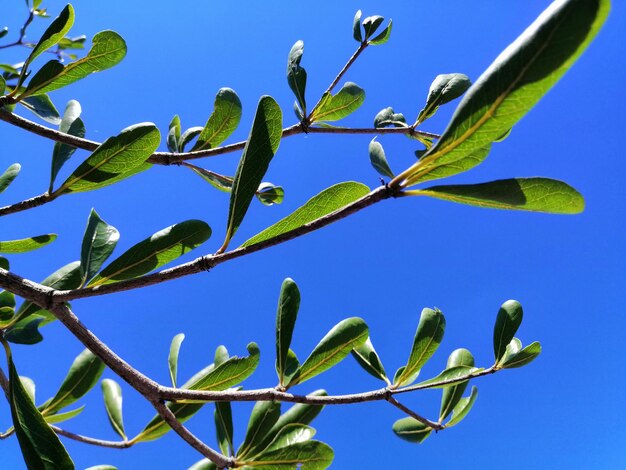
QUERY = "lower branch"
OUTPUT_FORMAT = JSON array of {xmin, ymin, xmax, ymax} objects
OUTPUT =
[
  {"xmin": 386, "ymin": 396, "xmax": 443, "ymax": 431},
  {"xmin": 0, "ymin": 192, "xmax": 57, "ymax": 217}
]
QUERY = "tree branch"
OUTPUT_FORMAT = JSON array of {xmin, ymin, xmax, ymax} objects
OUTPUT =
[
  {"xmin": 0, "ymin": 192, "xmax": 57, "ymax": 217},
  {"xmin": 385, "ymin": 396, "xmax": 443, "ymax": 431}
]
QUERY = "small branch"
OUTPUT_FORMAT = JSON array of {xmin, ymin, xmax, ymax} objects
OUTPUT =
[
  {"xmin": 151, "ymin": 399, "xmax": 232, "ymax": 468},
  {"xmin": 0, "ymin": 192, "xmax": 57, "ymax": 217},
  {"xmin": 51, "ymin": 426, "xmax": 132, "ymax": 449},
  {"xmin": 51, "ymin": 185, "xmax": 397, "ymax": 302},
  {"xmin": 324, "ymin": 42, "xmax": 368, "ymax": 97},
  {"xmin": 386, "ymin": 395, "xmax": 443, "ymax": 431}
]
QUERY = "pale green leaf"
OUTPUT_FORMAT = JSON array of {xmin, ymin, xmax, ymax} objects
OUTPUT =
[
  {"xmin": 192, "ymin": 88, "xmax": 242, "ymax": 151},
  {"xmin": 309, "ymin": 82, "xmax": 365, "ymax": 123},
  {"xmin": 0, "ymin": 234, "xmax": 57, "ymax": 254},
  {"xmin": 101, "ymin": 379, "xmax": 126, "ymax": 440}
]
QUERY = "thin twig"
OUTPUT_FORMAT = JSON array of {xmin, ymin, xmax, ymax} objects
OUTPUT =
[
  {"xmin": 0, "ymin": 192, "xmax": 56, "ymax": 217},
  {"xmin": 50, "ymin": 426, "xmax": 132, "ymax": 449},
  {"xmin": 323, "ymin": 42, "xmax": 368, "ymax": 97},
  {"xmin": 50, "ymin": 185, "xmax": 397, "ymax": 302},
  {"xmin": 386, "ymin": 396, "xmax": 443, "ymax": 431}
]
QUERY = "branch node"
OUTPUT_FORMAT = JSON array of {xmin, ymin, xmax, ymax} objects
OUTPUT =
[
  {"xmin": 199, "ymin": 256, "xmax": 215, "ymax": 272},
  {"xmin": 44, "ymin": 290, "xmax": 56, "ymax": 310}
]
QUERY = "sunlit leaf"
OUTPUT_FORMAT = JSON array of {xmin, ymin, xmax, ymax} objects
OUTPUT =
[
  {"xmin": 239, "ymin": 440, "xmax": 333, "ymax": 469},
  {"xmin": 373, "ymin": 107, "xmax": 406, "ymax": 128},
  {"xmin": 242, "ymin": 182, "xmax": 369, "ymax": 248},
  {"xmin": 237, "ymin": 401, "xmax": 281, "ymax": 458},
  {"xmin": 369, "ymin": 19, "xmax": 392, "ymax": 45},
  {"xmin": 446, "ymin": 386, "xmax": 478, "ymax": 427},
  {"xmin": 263, "ymin": 424, "xmax": 316, "ymax": 453},
  {"xmin": 499, "ymin": 341, "xmax": 541, "ymax": 369},
  {"xmin": 353, "ymin": 10, "xmax": 362, "ymax": 42},
  {"xmin": 309, "ymin": 82, "xmax": 365, "ymax": 123},
  {"xmin": 80, "ymin": 209, "xmax": 119, "ymax": 285},
  {"xmin": 55, "ymin": 123, "xmax": 159, "ymax": 195},
  {"xmin": 392, "ymin": 417, "xmax": 431, "ymax": 444},
  {"xmin": 215, "ymin": 400, "xmax": 233, "ymax": 456},
  {"xmin": 288, "ymin": 318, "xmax": 368, "ymax": 387},
  {"xmin": 394, "ymin": 308, "xmax": 445, "ymax": 387},
  {"xmin": 168, "ymin": 333, "xmax": 185, "ymax": 388},
  {"xmin": 493, "ymin": 300, "xmax": 524, "ymax": 363},
  {"xmin": 369, "ymin": 138, "xmax": 394, "ymax": 178},
  {"xmin": 276, "ymin": 278, "xmax": 300, "ymax": 386},
  {"xmin": 50, "ymin": 99, "xmax": 86, "ymax": 191},
  {"xmin": 256, "ymin": 182, "xmax": 284, "ymax": 206},
  {"xmin": 43, "ymin": 405, "xmax": 84, "ymax": 425},
  {"xmin": 351, "ymin": 337, "xmax": 388, "ymax": 383},
  {"xmin": 88, "ymin": 220, "xmax": 211, "ymax": 286},
  {"xmin": 0, "ymin": 163, "xmax": 21, "ymax": 194},
  {"xmin": 192, "ymin": 88, "xmax": 242, "ymax": 151},
  {"xmin": 101, "ymin": 378, "xmax": 126, "ymax": 440},
  {"xmin": 287, "ymin": 41, "xmax": 307, "ymax": 115},
  {"xmin": 439, "ymin": 349, "xmax": 475, "ymax": 421},
  {"xmin": 167, "ymin": 115, "xmax": 181, "ymax": 153},
  {"xmin": 416, "ymin": 73, "xmax": 471, "ymax": 125},
  {"xmin": 0, "ymin": 234, "xmax": 57, "ymax": 254}
]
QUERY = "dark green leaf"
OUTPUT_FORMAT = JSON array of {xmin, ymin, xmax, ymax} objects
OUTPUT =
[
  {"xmin": 55, "ymin": 123, "xmax": 159, "ymax": 195},
  {"xmin": 168, "ymin": 333, "xmax": 185, "ymax": 388},
  {"xmin": 392, "ymin": 417, "xmax": 432, "ymax": 444},
  {"xmin": 373, "ymin": 107, "xmax": 406, "ymax": 128},
  {"xmin": 220, "ymin": 96, "xmax": 282, "ymax": 251},
  {"xmin": 263, "ymin": 424, "xmax": 316, "ymax": 453},
  {"xmin": 416, "ymin": 178, "xmax": 585, "ymax": 214},
  {"xmin": 188, "ymin": 459, "xmax": 217, "ymax": 470},
  {"xmin": 493, "ymin": 300, "xmax": 524, "ymax": 363},
  {"xmin": 0, "ymin": 234, "xmax": 57, "ymax": 254},
  {"xmin": 287, "ymin": 41, "xmax": 307, "ymax": 115},
  {"xmin": 239, "ymin": 440, "xmax": 333, "ymax": 470},
  {"xmin": 242, "ymin": 182, "xmax": 369, "ymax": 248},
  {"xmin": 215, "ymin": 400, "xmax": 233, "ymax": 456},
  {"xmin": 237, "ymin": 401, "xmax": 281, "ymax": 459},
  {"xmin": 395, "ymin": 308, "xmax": 446, "ymax": 387},
  {"xmin": 0, "ymin": 256, "xmax": 8, "ymax": 270},
  {"xmin": 399, "ymin": 0, "xmax": 610, "ymax": 186},
  {"xmin": 192, "ymin": 88, "xmax": 242, "ymax": 151},
  {"xmin": 282, "ymin": 349, "xmax": 300, "ymax": 385},
  {"xmin": 180, "ymin": 126, "xmax": 204, "ymax": 151},
  {"xmin": 5, "ymin": 317, "xmax": 44, "ymax": 344},
  {"xmin": 499, "ymin": 337, "xmax": 522, "ymax": 364},
  {"xmin": 439, "ymin": 349, "xmax": 475, "ymax": 421},
  {"xmin": 446, "ymin": 386, "xmax": 478, "ymax": 427},
  {"xmin": 309, "ymin": 82, "xmax": 365, "ymax": 123},
  {"xmin": 369, "ymin": 138, "xmax": 394, "ymax": 178},
  {"xmin": 21, "ymin": 30, "xmax": 127, "ymax": 97},
  {"xmin": 18, "ymin": 4, "xmax": 74, "ymax": 88},
  {"xmin": 0, "ymin": 27, "xmax": 8, "ymax": 39},
  {"xmin": 42, "ymin": 349, "xmax": 104, "ymax": 415},
  {"xmin": 0, "ymin": 163, "xmax": 20, "ymax": 194},
  {"xmin": 19, "ymin": 94, "xmax": 61, "ymax": 124},
  {"xmin": 369, "ymin": 19, "xmax": 392, "ymax": 45},
  {"xmin": 288, "ymin": 318, "xmax": 368, "ymax": 387},
  {"xmin": 256, "ymin": 182, "xmax": 284, "ymax": 206},
  {"xmin": 50, "ymin": 99, "xmax": 86, "ymax": 191},
  {"xmin": 416, "ymin": 73, "xmax": 471, "ymax": 125},
  {"xmin": 500, "ymin": 341, "xmax": 541, "ymax": 369},
  {"xmin": 7, "ymin": 348, "xmax": 74, "ymax": 469},
  {"xmin": 0, "ymin": 290, "xmax": 15, "ymax": 309},
  {"xmin": 362, "ymin": 15, "xmax": 384, "ymax": 40},
  {"xmin": 101, "ymin": 379, "xmax": 126, "ymax": 440},
  {"xmin": 85, "ymin": 466, "xmax": 118, "ymax": 470},
  {"xmin": 88, "ymin": 220, "xmax": 211, "ymax": 286},
  {"xmin": 167, "ymin": 115, "xmax": 181, "ymax": 152},
  {"xmin": 80, "ymin": 209, "xmax": 119, "ymax": 285},
  {"xmin": 353, "ymin": 10, "xmax": 362, "ymax": 42},
  {"xmin": 351, "ymin": 337, "xmax": 388, "ymax": 383},
  {"xmin": 43, "ymin": 406, "xmax": 84, "ymax": 425},
  {"xmin": 276, "ymin": 278, "xmax": 300, "ymax": 386}
]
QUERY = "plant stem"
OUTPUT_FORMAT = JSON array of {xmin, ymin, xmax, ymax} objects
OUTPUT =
[
  {"xmin": 0, "ymin": 192, "xmax": 57, "ymax": 217},
  {"xmin": 385, "ymin": 396, "xmax": 443, "ymax": 431}
]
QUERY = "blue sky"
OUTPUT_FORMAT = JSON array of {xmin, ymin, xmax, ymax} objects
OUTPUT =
[{"xmin": 1, "ymin": 1, "xmax": 625, "ymax": 468}]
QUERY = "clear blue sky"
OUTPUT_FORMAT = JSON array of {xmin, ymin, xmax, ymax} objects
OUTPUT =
[{"xmin": 1, "ymin": 1, "xmax": 625, "ymax": 468}]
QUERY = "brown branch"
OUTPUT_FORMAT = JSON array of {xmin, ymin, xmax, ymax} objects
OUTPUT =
[
  {"xmin": 50, "ymin": 426, "xmax": 132, "ymax": 449},
  {"xmin": 386, "ymin": 395, "xmax": 443, "ymax": 431},
  {"xmin": 323, "ymin": 42, "xmax": 368, "ymax": 97},
  {"xmin": 51, "ymin": 185, "xmax": 397, "ymax": 303},
  {"xmin": 0, "ymin": 192, "xmax": 57, "ymax": 217}
]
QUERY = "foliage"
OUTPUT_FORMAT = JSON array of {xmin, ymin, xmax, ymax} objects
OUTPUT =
[{"xmin": 0, "ymin": 0, "xmax": 609, "ymax": 468}]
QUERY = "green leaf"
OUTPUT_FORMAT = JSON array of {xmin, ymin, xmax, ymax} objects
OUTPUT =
[
  {"xmin": 215, "ymin": 400, "xmax": 233, "ymax": 456},
  {"xmin": 362, "ymin": 15, "xmax": 384, "ymax": 40},
  {"xmin": 392, "ymin": 417, "xmax": 432, "ymax": 444},
  {"xmin": 369, "ymin": 19, "xmax": 392, "ymax": 45},
  {"xmin": 353, "ymin": 10, "xmax": 362, "ymax": 42},
  {"xmin": 0, "ymin": 27, "xmax": 8, "ymax": 40},
  {"xmin": 55, "ymin": 123, "xmax": 159, "ymax": 195},
  {"xmin": 180, "ymin": 126, "xmax": 204, "ymax": 151},
  {"xmin": 276, "ymin": 278, "xmax": 300, "ymax": 386},
  {"xmin": 500, "ymin": 341, "xmax": 541, "ymax": 369},
  {"xmin": 239, "ymin": 440, "xmax": 333, "ymax": 470},
  {"xmin": 168, "ymin": 333, "xmax": 185, "ymax": 388},
  {"xmin": 351, "ymin": 337, "xmax": 388, "ymax": 383},
  {"xmin": 19, "ymin": 94, "xmax": 61, "ymax": 124},
  {"xmin": 167, "ymin": 115, "xmax": 181, "ymax": 152},
  {"xmin": 395, "ymin": 308, "xmax": 446, "ymax": 387},
  {"xmin": 369, "ymin": 138, "xmax": 394, "ymax": 178},
  {"xmin": 20, "ymin": 30, "xmax": 127, "ymax": 98},
  {"xmin": 18, "ymin": 4, "xmax": 74, "ymax": 88},
  {"xmin": 50, "ymin": 99, "xmax": 85, "ymax": 191},
  {"xmin": 192, "ymin": 88, "xmax": 242, "ymax": 151},
  {"xmin": 415, "ymin": 178, "xmax": 585, "ymax": 214},
  {"xmin": 446, "ymin": 385, "xmax": 478, "ymax": 427},
  {"xmin": 6, "ymin": 347, "xmax": 75, "ymax": 469},
  {"xmin": 101, "ymin": 378, "xmax": 126, "ymax": 440},
  {"xmin": 88, "ymin": 220, "xmax": 211, "ymax": 286},
  {"xmin": 416, "ymin": 73, "xmax": 472, "ymax": 125},
  {"xmin": 282, "ymin": 349, "xmax": 300, "ymax": 385},
  {"xmin": 20, "ymin": 376, "xmax": 36, "ymax": 403},
  {"xmin": 309, "ymin": 82, "xmax": 365, "ymax": 123},
  {"xmin": 0, "ymin": 163, "xmax": 21, "ymax": 194},
  {"xmin": 85, "ymin": 466, "xmax": 118, "ymax": 470},
  {"xmin": 256, "ymin": 182, "xmax": 285, "ymax": 206},
  {"xmin": 263, "ymin": 424, "xmax": 316, "ymax": 453},
  {"xmin": 373, "ymin": 107, "xmax": 406, "ymax": 128},
  {"xmin": 439, "ymin": 349, "xmax": 475, "ymax": 421},
  {"xmin": 241, "ymin": 182, "xmax": 369, "ymax": 248},
  {"xmin": 408, "ymin": 144, "xmax": 491, "ymax": 185},
  {"xmin": 135, "ymin": 344, "xmax": 260, "ymax": 442},
  {"xmin": 0, "ymin": 290, "xmax": 15, "ymax": 309},
  {"xmin": 493, "ymin": 300, "xmax": 524, "ymax": 363},
  {"xmin": 42, "ymin": 349, "xmax": 104, "ymax": 415},
  {"xmin": 0, "ymin": 256, "xmax": 9, "ymax": 270},
  {"xmin": 5, "ymin": 317, "xmax": 44, "ymax": 344},
  {"xmin": 57, "ymin": 35, "xmax": 86, "ymax": 50},
  {"xmin": 287, "ymin": 41, "xmax": 307, "ymax": 115},
  {"xmin": 415, "ymin": 365, "xmax": 482, "ymax": 390},
  {"xmin": 0, "ymin": 234, "xmax": 57, "ymax": 254},
  {"xmin": 220, "ymin": 96, "xmax": 282, "ymax": 251},
  {"xmin": 187, "ymin": 165, "xmax": 233, "ymax": 192},
  {"xmin": 499, "ymin": 337, "xmax": 522, "ymax": 364},
  {"xmin": 237, "ymin": 401, "xmax": 281, "ymax": 458},
  {"xmin": 43, "ymin": 405, "xmax": 84, "ymax": 425},
  {"xmin": 214, "ymin": 345, "xmax": 230, "ymax": 366},
  {"xmin": 80, "ymin": 209, "xmax": 119, "ymax": 285},
  {"xmin": 188, "ymin": 460, "xmax": 217, "ymax": 470},
  {"xmin": 288, "ymin": 318, "xmax": 368, "ymax": 387},
  {"xmin": 399, "ymin": 0, "xmax": 610, "ymax": 185}
]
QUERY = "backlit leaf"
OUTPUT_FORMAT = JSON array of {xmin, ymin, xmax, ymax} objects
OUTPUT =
[
  {"xmin": 101, "ymin": 379, "xmax": 126, "ymax": 440},
  {"xmin": 309, "ymin": 82, "xmax": 365, "ymax": 123},
  {"xmin": 446, "ymin": 386, "xmax": 478, "ymax": 427},
  {"xmin": 276, "ymin": 278, "xmax": 300, "ymax": 386},
  {"xmin": 369, "ymin": 138, "xmax": 394, "ymax": 178},
  {"xmin": 0, "ymin": 163, "xmax": 20, "ymax": 194},
  {"xmin": 392, "ymin": 418, "xmax": 431, "ymax": 444},
  {"xmin": 80, "ymin": 209, "xmax": 119, "ymax": 285},
  {"xmin": 239, "ymin": 440, "xmax": 333, "ymax": 470},
  {"xmin": 237, "ymin": 401, "xmax": 281, "ymax": 459},
  {"xmin": 493, "ymin": 300, "xmax": 524, "ymax": 363},
  {"xmin": 168, "ymin": 333, "xmax": 185, "ymax": 388},
  {"xmin": 416, "ymin": 73, "xmax": 471, "ymax": 125},
  {"xmin": 192, "ymin": 88, "xmax": 242, "ymax": 151},
  {"xmin": 351, "ymin": 337, "xmax": 388, "ymax": 383},
  {"xmin": 439, "ymin": 349, "xmax": 475, "ymax": 421},
  {"xmin": 369, "ymin": 19, "xmax": 392, "ymax": 45},
  {"xmin": 0, "ymin": 234, "xmax": 57, "ymax": 254},
  {"xmin": 215, "ymin": 400, "xmax": 233, "ymax": 456},
  {"xmin": 50, "ymin": 99, "xmax": 85, "ymax": 191},
  {"xmin": 167, "ymin": 115, "xmax": 181, "ymax": 152},
  {"xmin": 500, "ymin": 341, "xmax": 541, "ymax": 369}
]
